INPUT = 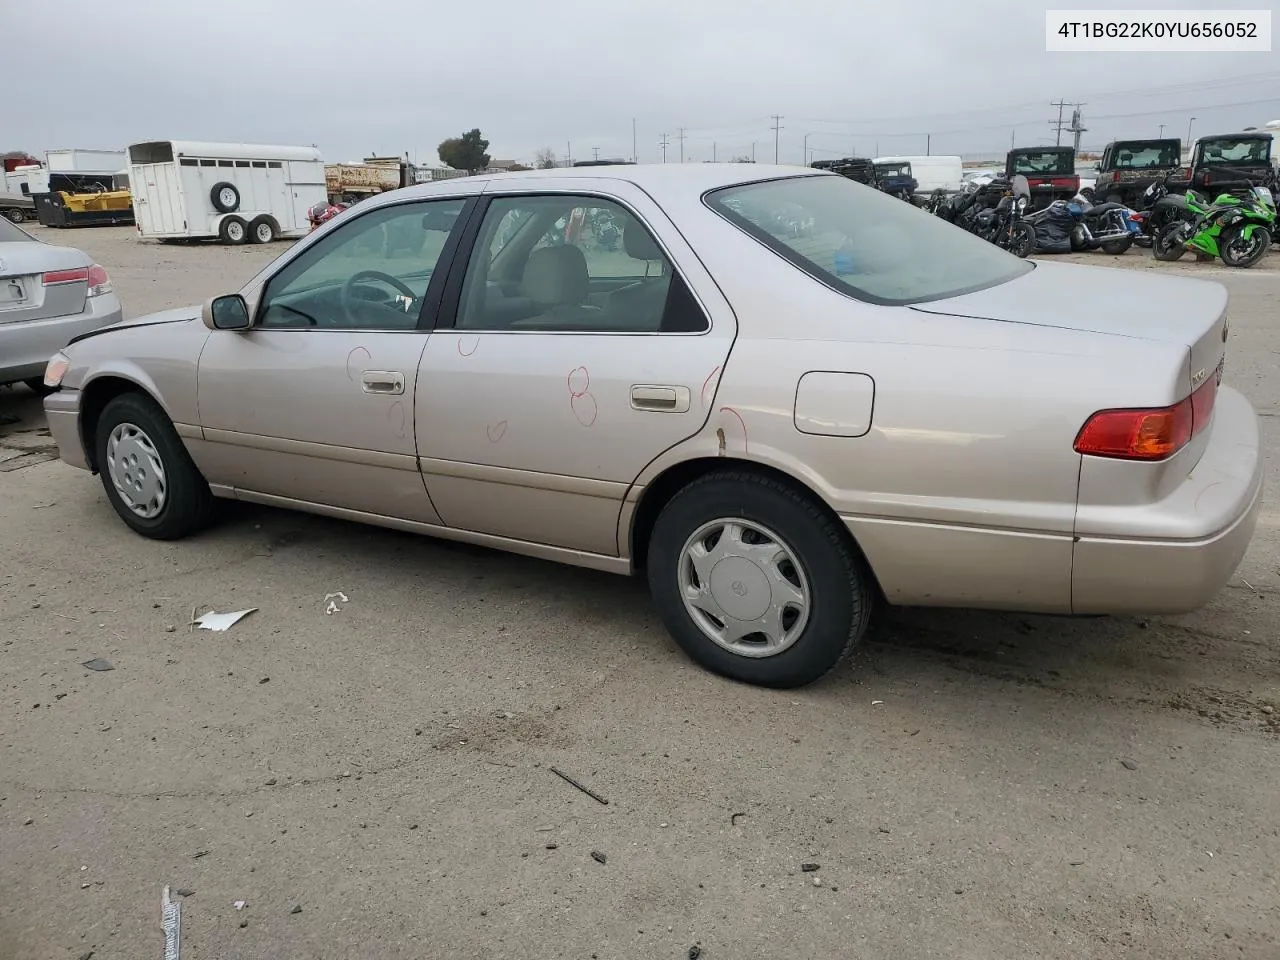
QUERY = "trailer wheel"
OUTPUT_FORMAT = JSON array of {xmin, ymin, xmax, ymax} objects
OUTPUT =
[
  {"xmin": 218, "ymin": 216, "xmax": 247, "ymax": 245},
  {"xmin": 248, "ymin": 216, "xmax": 277, "ymax": 244},
  {"xmin": 4, "ymin": 208, "xmax": 25, "ymax": 223},
  {"xmin": 210, "ymin": 182, "xmax": 240, "ymax": 214}
]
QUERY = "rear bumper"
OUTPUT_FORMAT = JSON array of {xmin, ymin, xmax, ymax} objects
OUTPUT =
[
  {"xmin": 0, "ymin": 295, "xmax": 122, "ymax": 384},
  {"xmin": 1071, "ymin": 387, "xmax": 1263, "ymax": 614},
  {"xmin": 43, "ymin": 387, "xmax": 89, "ymax": 471}
]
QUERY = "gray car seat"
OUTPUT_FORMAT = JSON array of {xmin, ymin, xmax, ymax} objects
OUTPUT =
[{"xmin": 607, "ymin": 221, "xmax": 672, "ymax": 329}]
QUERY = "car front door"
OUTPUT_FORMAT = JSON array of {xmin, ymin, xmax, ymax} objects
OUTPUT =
[
  {"xmin": 415, "ymin": 182, "xmax": 737, "ymax": 557},
  {"xmin": 195, "ymin": 195, "xmax": 473, "ymax": 522}
]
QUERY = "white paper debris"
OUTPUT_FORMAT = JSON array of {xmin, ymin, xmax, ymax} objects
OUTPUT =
[
  {"xmin": 193, "ymin": 609, "xmax": 257, "ymax": 632},
  {"xmin": 324, "ymin": 592, "xmax": 349, "ymax": 615},
  {"xmin": 872, "ymin": 700, "xmax": 884, "ymax": 705},
  {"xmin": 234, "ymin": 900, "xmax": 247, "ymax": 910},
  {"xmin": 161, "ymin": 886, "xmax": 182, "ymax": 960}
]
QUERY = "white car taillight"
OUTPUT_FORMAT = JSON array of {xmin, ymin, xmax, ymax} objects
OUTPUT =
[
  {"xmin": 44, "ymin": 351, "xmax": 70, "ymax": 389},
  {"xmin": 86, "ymin": 264, "xmax": 112, "ymax": 297}
]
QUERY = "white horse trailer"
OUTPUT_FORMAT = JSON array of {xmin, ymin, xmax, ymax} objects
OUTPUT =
[{"xmin": 127, "ymin": 140, "xmax": 325, "ymax": 244}]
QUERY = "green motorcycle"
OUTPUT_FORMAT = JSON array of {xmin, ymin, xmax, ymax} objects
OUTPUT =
[{"xmin": 1153, "ymin": 185, "xmax": 1276, "ymax": 268}]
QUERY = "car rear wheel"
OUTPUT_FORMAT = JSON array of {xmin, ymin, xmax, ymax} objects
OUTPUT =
[
  {"xmin": 219, "ymin": 216, "xmax": 247, "ymax": 245},
  {"xmin": 4, "ymin": 208, "xmax": 25, "ymax": 223},
  {"xmin": 94, "ymin": 392, "xmax": 215, "ymax": 540},
  {"xmin": 647, "ymin": 471, "xmax": 873, "ymax": 688}
]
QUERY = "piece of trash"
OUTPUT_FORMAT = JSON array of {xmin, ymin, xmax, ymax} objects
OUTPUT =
[
  {"xmin": 812, "ymin": 876, "xmax": 823, "ymax": 887},
  {"xmin": 192, "ymin": 850, "xmax": 209, "ymax": 859},
  {"xmin": 590, "ymin": 850, "xmax": 607, "ymax": 865},
  {"xmin": 23, "ymin": 818, "xmax": 33, "ymax": 826},
  {"xmin": 164, "ymin": 625, "xmax": 176, "ymax": 633},
  {"xmin": 161, "ymin": 886, "xmax": 181, "ymax": 960},
  {"xmin": 290, "ymin": 904, "xmax": 302, "ymax": 914},
  {"xmin": 258, "ymin": 677, "xmax": 270, "ymax": 685},
  {"xmin": 175, "ymin": 888, "xmax": 195, "ymax": 898},
  {"xmin": 192, "ymin": 609, "xmax": 257, "ymax": 632},
  {"xmin": 238, "ymin": 920, "xmax": 248, "ymax": 929},
  {"xmin": 1206, "ymin": 851, "xmax": 1214, "ymax": 858},
  {"xmin": 81, "ymin": 883, "xmax": 91, "ymax": 890},
  {"xmin": 1262, "ymin": 705, "xmax": 1275, "ymax": 716},
  {"xmin": 233, "ymin": 901, "xmax": 246, "ymax": 910},
  {"xmin": 324, "ymin": 592, "xmax": 349, "ymax": 615},
  {"xmin": 688, "ymin": 947, "xmax": 702, "ymax": 960},
  {"xmin": 1070, "ymin": 860, "xmax": 1085, "ymax": 866},
  {"xmin": 549, "ymin": 766, "xmax": 609, "ymax": 805},
  {"xmin": 82, "ymin": 659, "xmax": 114, "ymax": 672},
  {"xmin": 871, "ymin": 700, "xmax": 884, "ymax": 705},
  {"xmin": 78, "ymin": 952, "xmax": 94, "ymax": 960},
  {"xmin": 800, "ymin": 863, "xmax": 820, "ymax": 872},
  {"xmin": 1120, "ymin": 758, "xmax": 1139, "ymax": 771},
  {"xmin": 546, "ymin": 843, "xmax": 558, "ymax": 850},
  {"xmin": 730, "ymin": 812, "xmax": 746, "ymax": 826}
]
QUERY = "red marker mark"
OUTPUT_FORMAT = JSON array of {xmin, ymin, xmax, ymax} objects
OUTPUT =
[
  {"xmin": 571, "ymin": 393, "xmax": 598, "ymax": 427},
  {"xmin": 567, "ymin": 366, "xmax": 590, "ymax": 399},
  {"xmin": 701, "ymin": 365, "xmax": 722, "ymax": 405},
  {"xmin": 486, "ymin": 420, "xmax": 508, "ymax": 443},
  {"xmin": 345, "ymin": 346, "xmax": 371, "ymax": 380},
  {"xmin": 457, "ymin": 336, "xmax": 479, "ymax": 357},
  {"xmin": 387, "ymin": 401, "xmax": 407, "ymax": 439},
  {"xmin": 719, "ymin": 405, "xmax": 748, "ymax": 453}
]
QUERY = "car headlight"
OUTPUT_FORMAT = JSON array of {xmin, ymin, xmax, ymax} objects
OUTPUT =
[{"xmin": 44, "ymin": 351, "xmax": 70, "ymax": 389}]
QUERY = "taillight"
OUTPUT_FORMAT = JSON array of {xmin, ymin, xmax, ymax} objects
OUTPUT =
[
  {"xmin": 40, "ymin": 264, "xmax": 110, "ymax": 296},
  {"xmin": 1050, "ymin": 177, "xmax": 1078, "ymax": 188},
  {"xmin": 42, "ymin": 267, "xmax": 88, "ymax": 286},
  {"xmin": 1074, "ymin": 376, "xmax": 1217, "ymax": 461},
  {"xmin": 86, "ymin": 264, "xmax": 111, "ymax": 297}
]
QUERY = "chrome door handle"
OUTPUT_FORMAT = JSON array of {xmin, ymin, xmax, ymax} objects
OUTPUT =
[
  {"xmin": 361, "ymin": 370, "xmax": 404, "ymax": 395},
  {"xmin": 630, "ymin": 384, "xmax": 690, "ymax": 413}
]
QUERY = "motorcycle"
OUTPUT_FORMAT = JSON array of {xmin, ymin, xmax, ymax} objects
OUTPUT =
[
  {"xmin": 1153, "ymin": 184, "xmax": 1276, "ymax": 268},
  {"xmin": 1133, "ymin": 170, "xmax": 1197, "ymax": 248},
  {"xmin": 306, "ymin": 200, "xmax": 348, "ymax": 232},
  {"xmin": 970, "ymin": 175, "xmax": 1036, "ymax": 257},
  {"xmin": 1060, "ymin": 196, "xmax": 1142, "ymax": 254}
]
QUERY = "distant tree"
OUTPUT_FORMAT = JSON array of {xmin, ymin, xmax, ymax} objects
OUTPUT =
[
  {"xmin": 731, "ymin": 155, "xmax": 754, "ymax": 163},
  {"xmin": 535, "ymin": 147, "xmax": 557, "ymax": 169},
  {"xmin": 437, "ymin": 129, "xmax": 491, "ymax": 172}
]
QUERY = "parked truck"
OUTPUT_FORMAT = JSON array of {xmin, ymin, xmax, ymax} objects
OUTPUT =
[
  {"xmin": 1005, "ymin": 146, "xmax": 1079, "ymax": 210},
  {"xmin": 1189, "ymin": 131, "xmax": 1274, "ymax": 197},
  {"xmin": 325, "ymin": 156, "xmax": 418, "ymax": 204},
  {"xmin": 1091, "ymin": 138, "xmax": 1182, "ymax": 207}
]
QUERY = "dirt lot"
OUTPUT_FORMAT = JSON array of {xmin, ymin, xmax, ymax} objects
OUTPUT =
[{"xmin": 2, "ymin": 226, "xmax": 1278, "ymax": 960}]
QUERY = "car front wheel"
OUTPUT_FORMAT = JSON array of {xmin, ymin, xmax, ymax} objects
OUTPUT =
[
  {"xmin": 94, "ymin": 392, "xmax": 215, "ymax": 540},
  {"xmin": 647, "ymin": 471, "xmax": 873, "ymax": 688}
]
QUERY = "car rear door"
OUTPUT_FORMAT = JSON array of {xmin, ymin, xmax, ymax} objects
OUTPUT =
[{"xmin": 414, "ymin": 179, "xmax": 737, "ymax": 557}]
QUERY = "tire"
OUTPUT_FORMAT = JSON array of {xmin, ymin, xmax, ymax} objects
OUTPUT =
[
  {"xmin": 1078, "ymin": 187, "xmax": 1095, "ymax": 203},
  {"xmin": 646, "ymin": 471, "xmax": 873, "ymax": 688},
  {"xmin": 248, "ymin": 216, "xmax": 276, "ymax": 244},
  {"xmin": 22, "ymin": 378, "xmax": 55, "ymax": 397},
  {"xmin": 210, "ymin": 181, "xmax": 240, "ymax": 214},
  {"xmin": 1009, "ymin": 222, "xmax": 1035, "ymax": 258},
  {"xmin": 1069, "ymin": 225, "xmax": 1088, "ymax": 252},
  {"xmin": 1100, "ymin": 237, "xmax": 1133, "ymax": 255},
  {"xmin": 1219, "ymin": 223, "xmax": 1271, "ymax": 268},
  {"xmin": 4, "ymin": 207, "xmax": 25, "ymax": 223},
  {"xmin": 1153, "ymin": 222, "xmax": 1188, "ymax": 261},
  {"xmin": 218, "ymin": 216, "xmax": 247, "ymax": 245},
  {"xmin": 1104, "ymin": 193, "xmax": 1124, "ymax": 206},
  {"xmin": 94, "ymin": 392, "xmax": 215, "ymax": 540}
]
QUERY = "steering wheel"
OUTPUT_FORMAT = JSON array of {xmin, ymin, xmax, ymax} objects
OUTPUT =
[{"xmin": 341, "ymin": 270, "xmax": 416, "ymax": 326}]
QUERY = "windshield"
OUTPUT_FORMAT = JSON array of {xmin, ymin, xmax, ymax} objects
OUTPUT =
[
  {"xmin": 1199, "ymin": 137, "xmax": 1271, "ymax": 166},
  {"xmin": 1111, "ymin": 143, "xmax": 1180, "ymax": 169},
  {"xmin": 705, "ymin": 174, "xmax": 1032, "ymax": 305},
  {"xmin": 876, "ymin": 163, "xmax": 911, "ymax": 178},
  {"xmin": 1011, "ymin": 151, "xmax": 1072, "ymax": 175},
  {"xmin": 0, "ymin": 217, "xmax": 35, "ymax": 243}
]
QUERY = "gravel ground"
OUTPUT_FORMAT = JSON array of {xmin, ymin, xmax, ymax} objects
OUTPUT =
[{"xmin": 1, "ymin": 226, "xmax": 1278, "ymax": 960}]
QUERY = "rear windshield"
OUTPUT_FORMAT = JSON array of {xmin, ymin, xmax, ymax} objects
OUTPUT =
[
  {"xmin": 876, "ymin": 163, "xmax": 911, "ymax": 178},
  {"xmin": 0, "ymin": 217, "xmax": 34, "ymax": 243},
  {"xmin": 1198, "ymin": 138, "xmax": 1271, "ymax": 166},
  {"xmin": 705, "ymin": 174, "xmax": 1032, "ymax": 305},
  {"xmin": 1011, "ymin": 151, "xmax": 1073, "ymax": 175},
  {"xmin": 1110, "ymin": 143, "xmax": 1180, "ymax": 169}
]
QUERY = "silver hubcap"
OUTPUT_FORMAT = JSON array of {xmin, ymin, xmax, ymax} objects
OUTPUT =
[
  {"xmin": 256, "ymin": 223, "xmax": 272, "ymax": 241},
  {"xmin": 227, "ymin": 222, "xmax": 244, "ymax": 241},
  {"xmin": 678, "ymin": 518, "xmax": 811, "ymax": 658},
  {"xmin": 219, "ymin": 188, "xmax": 236, "ymax": 207},
  {"xmin": 106, "ymin": 422, "xmax": 167, "ymax": 518}
]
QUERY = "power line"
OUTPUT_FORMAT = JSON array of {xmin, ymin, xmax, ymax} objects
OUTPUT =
[
  {"xmin": 770, "ymin": 115, "xmax": 784, "ymax": 163},
  {"xmin": 658, "ymin": 132, "xmax": 669, "ymax": 163}
]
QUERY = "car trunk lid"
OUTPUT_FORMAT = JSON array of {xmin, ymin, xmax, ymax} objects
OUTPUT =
[
  {"xmin": 910, "ymin": 260, "xmax": 1227, "ymax": 398},
  {"xmin": 0, "ymin": 241, "xmax": 89, "ymax": 325}
]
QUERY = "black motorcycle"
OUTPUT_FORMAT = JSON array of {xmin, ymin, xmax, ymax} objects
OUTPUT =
[
  {"xmin": 969, "ymin": 175, "xmax": 1035, "ymax": 257},
  {"xmin": 1132, "ymin": 170, "xmax": 1193, "ymax": 248}
]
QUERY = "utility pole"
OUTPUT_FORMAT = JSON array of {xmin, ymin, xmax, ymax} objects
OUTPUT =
[
  {"xmin": 566, "ymin": 141, "xmax": 571, "ymax": 166},
  {"xmin": 1011, "ymin": 129, "xmax": 1016, "ymax": 149},
  {"xmin": 658, "ymin": 133, "xmax": 670, "ymax": 163},
  {"xmin": 592, "ymin": 146, "xmax": 600, "ymax": 161},
  {"xmin": 632, "ymin": 118, "xmax": 637, "ymax": 163},
  {"xmin": 1186, "ymin": 117, "xmax": 1196, "ymax": 147},
  {"xmin": 770, "ymin": 115, "xmax": 783, "ymax": 164},
  {"xmin": 712, "ymin": 141, "xmax": 717, "ymax": 162},
  {"xmin": 677, "ymin": 128, "xmax": 686, "ymax": 163},
  {"xmin": 751, "ymin": 141, "xmax": 757, "ymax": 162},
  {"xmin": 1051, "ymin": 99, "xmax": 1067, "ymax": 145},
  {"xmin": 1158, "ymin": 123, "xmax": 1166, "ymax": 139},
  {"xmin": 1069, "ymin": 105, "xmax": 1087, "ymax": 154},
  {"xmin": 926, "ymin": 133, "xmax": 931, "ymax": 156}
]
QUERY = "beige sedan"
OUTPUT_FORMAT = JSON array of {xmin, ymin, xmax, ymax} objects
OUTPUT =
[{"xmin": 43, "ymin": 164, "xmax": 1261, "ymax": 687}]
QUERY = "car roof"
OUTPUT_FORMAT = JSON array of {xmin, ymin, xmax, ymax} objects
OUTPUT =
[{"xmin": 392, "ymin": 163, "xmax": 827, "ymax": 203}]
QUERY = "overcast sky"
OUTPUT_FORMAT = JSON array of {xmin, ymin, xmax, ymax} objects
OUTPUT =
[{"xmin": 8, "ymin": 0, "xmax": 1279, "ymax": 166}]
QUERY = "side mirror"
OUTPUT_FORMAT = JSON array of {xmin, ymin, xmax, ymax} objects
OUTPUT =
[{"xmin": 203, "ymin": 294, "xmax": 251, "ymax": 331}]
